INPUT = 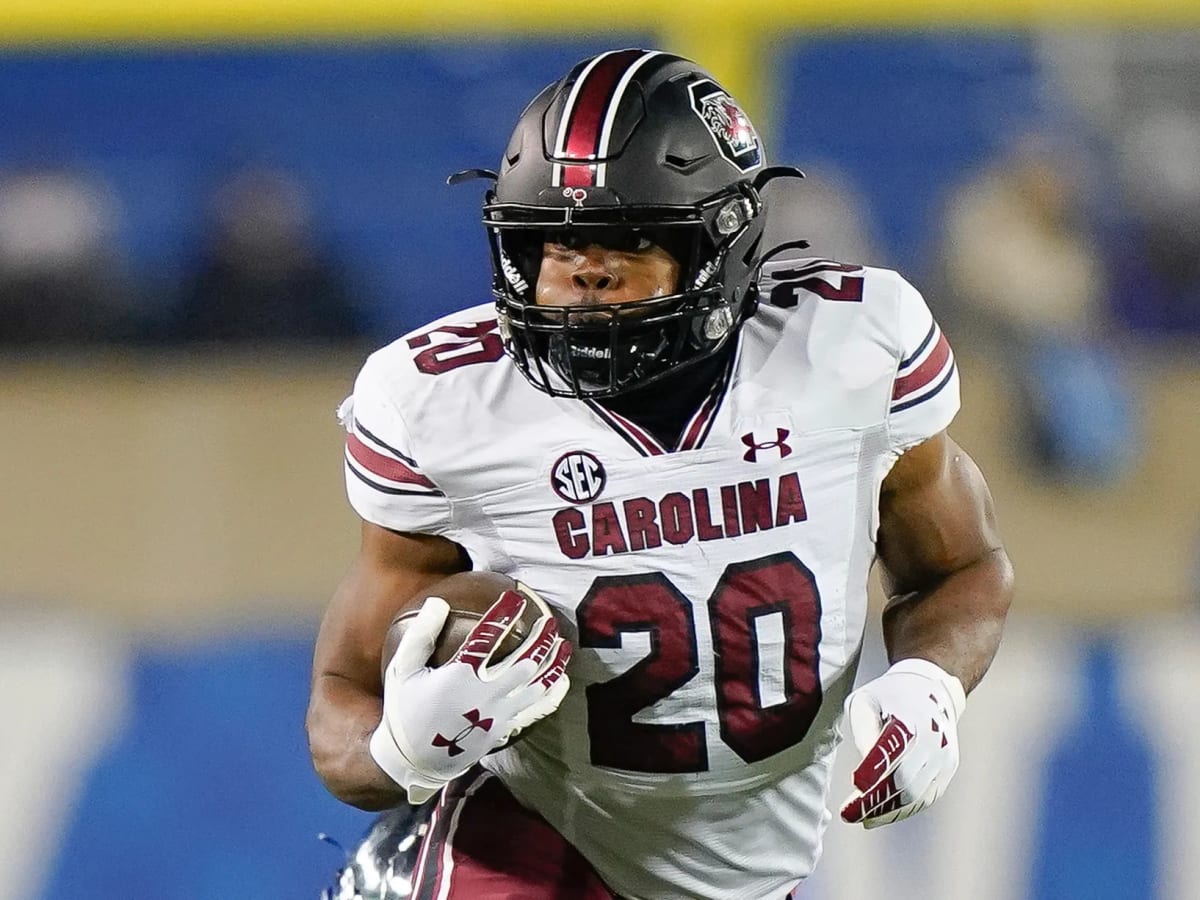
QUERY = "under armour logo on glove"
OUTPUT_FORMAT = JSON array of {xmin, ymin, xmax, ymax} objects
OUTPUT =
[
  {"xmin": 742, "ymin": 428, "xmax": 792, "ymax": 462},
  {"xmin": 432, "ymin": 709, "xmax": 494, "ymax": 757},
  {"xmin": 369, "ymin": 590, "xmax": 573, "ymax": 804},
  {"xmin": 839, "ymin": 658, "xmax": 967, "ymax": 829}
]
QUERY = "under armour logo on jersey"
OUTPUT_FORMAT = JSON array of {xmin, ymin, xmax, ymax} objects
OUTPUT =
[
  {"xmin": 742, "ymin": 428, "xmax": 792, "ymax": 462},
  {"xmin": 432, "ymin": 708, "xmax": 494, "ymax": 757}
]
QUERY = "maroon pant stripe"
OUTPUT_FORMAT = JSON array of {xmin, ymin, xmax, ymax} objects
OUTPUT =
[
  {"xmin": 414, "ymin": 768, "xmax": 617, "ymax": 899},
  {"xmin": 414, "ymin": 773, "xmax": 480, "ymax": 900}
]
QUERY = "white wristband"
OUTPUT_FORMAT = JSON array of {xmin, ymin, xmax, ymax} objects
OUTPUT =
[
  {"xmin": 368, "ymin": 722, "xmax": 411, "ymax": 787},
  {"xmin": 887, "ymin": 657, "xmax": 967, "ymax": 719},
  {"xmin": 368, "ymin": 721, "xmax": 446, "ymax": 803}
]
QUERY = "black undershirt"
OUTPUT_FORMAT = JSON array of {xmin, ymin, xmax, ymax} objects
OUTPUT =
[{"xmin": 598, "ymin": 343, "xmax": 734, "ymax": 450}]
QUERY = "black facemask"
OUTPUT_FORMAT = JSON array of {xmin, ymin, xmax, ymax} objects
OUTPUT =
[{"xmin": 544, "ymin": 316, "xmax": 675, "ymax": 394}]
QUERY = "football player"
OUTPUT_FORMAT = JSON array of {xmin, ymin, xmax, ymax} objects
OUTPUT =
[{"xmin": 307, "ymin": 49, "xmax": 1013, "ymax": 900}]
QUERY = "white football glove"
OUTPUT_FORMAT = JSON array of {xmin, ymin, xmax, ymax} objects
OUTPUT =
[
  {"xmin": 839, "ymin": 657, "xmax": 967, "ymax": 829},
  {"xmin": 369, "ymin": 588, "xmax": 572, "ymax": 803}
]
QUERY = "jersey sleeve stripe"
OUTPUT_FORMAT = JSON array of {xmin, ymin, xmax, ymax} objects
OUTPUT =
[
  {"xmin": 345, "ymin": 455, "xmax": 447, "ymax": 497},
  {"xmin": 897, "ymin": 320, "xmax": 937, "ymax": 370},
  {"xmin": 354, "ymin": 418, "xmax": 420, "ymax": 466},
  {"xmin": 346, "ymin": 434, "xmax": 438, "ymax": 488},
  {"xmin": 892, "ymin": 330, "xmax": 952, "ymax": 402},
  {"xmin": 891, "ymin": 360, "xmax": 957, "ymax": 413}
]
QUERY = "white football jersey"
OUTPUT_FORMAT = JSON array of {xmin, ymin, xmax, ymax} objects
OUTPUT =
[{"xmin": 341, "ymin": 260, "xmax": 959, "ymax": 900}]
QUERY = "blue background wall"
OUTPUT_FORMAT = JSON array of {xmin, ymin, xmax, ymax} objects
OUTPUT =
[
  {"xmin": 40, "ymin": 632, "xmax": 373, "ymax": 897},
  {"xmin": 774, "ymin": 33, "xmax": 1048, "ymax": 269},
  {"xmin": 0, "ymin": 41, "xmax": 647, "ymax": 338},
  {"xmin": 0, "ymin": 35, "xmax": 1062, "ymax": 340}
]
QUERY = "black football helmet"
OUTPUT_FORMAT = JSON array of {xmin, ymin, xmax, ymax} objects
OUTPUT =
[
  {"xmin": 320, "ymin": 802, "xmax": 434, "ymax": 900},
  {"xmin": 453, "ymin": 49, "xmax": 804, "ymax": 398}
]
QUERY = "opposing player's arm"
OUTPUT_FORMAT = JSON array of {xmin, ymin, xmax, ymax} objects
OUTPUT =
[
  {"xmin": 306, "ymin": 521, "xmax": 469, "ymax": 810},
  {"xmin": 876, "ymin": 430, "xmax": 1013, "ymax": 692}
]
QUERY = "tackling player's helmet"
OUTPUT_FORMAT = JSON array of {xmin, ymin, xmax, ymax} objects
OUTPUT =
[
  {"xmin": 320, "ymin": 802, "xmax": 434, "ymax": 900},
  {"xmin": 456, "ymin": 49, "xmax": 803, "ymax": 398}
]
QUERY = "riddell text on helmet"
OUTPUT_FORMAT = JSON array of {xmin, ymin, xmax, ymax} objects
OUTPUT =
[{"xmin": 551, "ymin": 471, "xmax": 807, "ymax": 559}]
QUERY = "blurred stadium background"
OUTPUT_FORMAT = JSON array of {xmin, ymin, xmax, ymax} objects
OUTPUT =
[{"xmin": 2, "ymin": 2, "xmax": 1199, "ymax": 897}]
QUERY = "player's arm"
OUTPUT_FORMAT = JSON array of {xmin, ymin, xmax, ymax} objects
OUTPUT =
[
  {"xmin": 306, "ymin": 521, "xmax": 468, "ymax": 811},
  {"xmin": 876, "ymin": 429, "xmax": 1012, "ymax": 689},
  {"xmin": 840, "ymin": 430, "xmax": 1012, "ymax": 828}
]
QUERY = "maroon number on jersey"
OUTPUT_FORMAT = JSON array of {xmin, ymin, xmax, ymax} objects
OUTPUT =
[
  {"xmin": 407, "ymin": 320, "xmax": 505, "ymax": 375},
  {"xmin": 578, "ymin": 573, "xmax": 706, "ymax": 773},
  {"xmin": 577, "ymin": 551, "xmax": 823, "ymax": 773},
  {"xmin": 768, "ymin": 261, "xmax": 865, "ymax": 307}
]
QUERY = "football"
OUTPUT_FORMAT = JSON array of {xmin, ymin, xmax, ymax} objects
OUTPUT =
[{"xmin": 381, "ymin": 571, "xmax": 542, "ymax": 674}]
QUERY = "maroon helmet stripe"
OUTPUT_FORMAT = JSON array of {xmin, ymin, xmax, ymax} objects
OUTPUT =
[
  {"xmin": 562, "ymin": 163, "xmax": 594, "ymax": 188},
  {"xmin": 559, "ymin": 48, "xmax": 647, "ymax": 186},
  {"xmin": 562, "ymin": 49, "xmax": 645, "ymax": 158}
]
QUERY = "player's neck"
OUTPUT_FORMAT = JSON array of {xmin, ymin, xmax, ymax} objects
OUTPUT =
[{"xmin": 599, "ymin": 343, "xmax": 734, "ymax": 451}]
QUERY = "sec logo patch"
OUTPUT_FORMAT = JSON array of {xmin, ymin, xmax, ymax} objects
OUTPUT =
[{"xmin": 551, "ymin": 451, "xmax": 607, "ymax": 504}]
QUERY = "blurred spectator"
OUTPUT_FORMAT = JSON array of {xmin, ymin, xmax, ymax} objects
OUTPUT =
[
  {"xmin": 937, "ymin": 135, "xmax": 1137, "ymax": 484},
  {"xmin": 762, "ymin": 164, "xmax": 883, "ymax": 266},
  {"xmin": 169, "ymin": 167, "xmax": 365, "ymax": 343},
  {"xmin": 0, "ymin": 166, "xmax": 134, "ymax": 347},
  {"xmin": 1111, "ymin": 109, "xmax": 1200, "ymax": 335},
  {"xmin": 940, "ymin": 135, "xmax": 1105, "ymax": 339}
]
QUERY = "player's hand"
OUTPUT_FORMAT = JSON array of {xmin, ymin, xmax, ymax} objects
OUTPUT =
[
  {"xmin": 838, "ymin": 658, "xmax": 966, "ymax": 829},
  {"xmin": 369, "ymin": 590, "xmax": 571, "ymax": 803}
]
